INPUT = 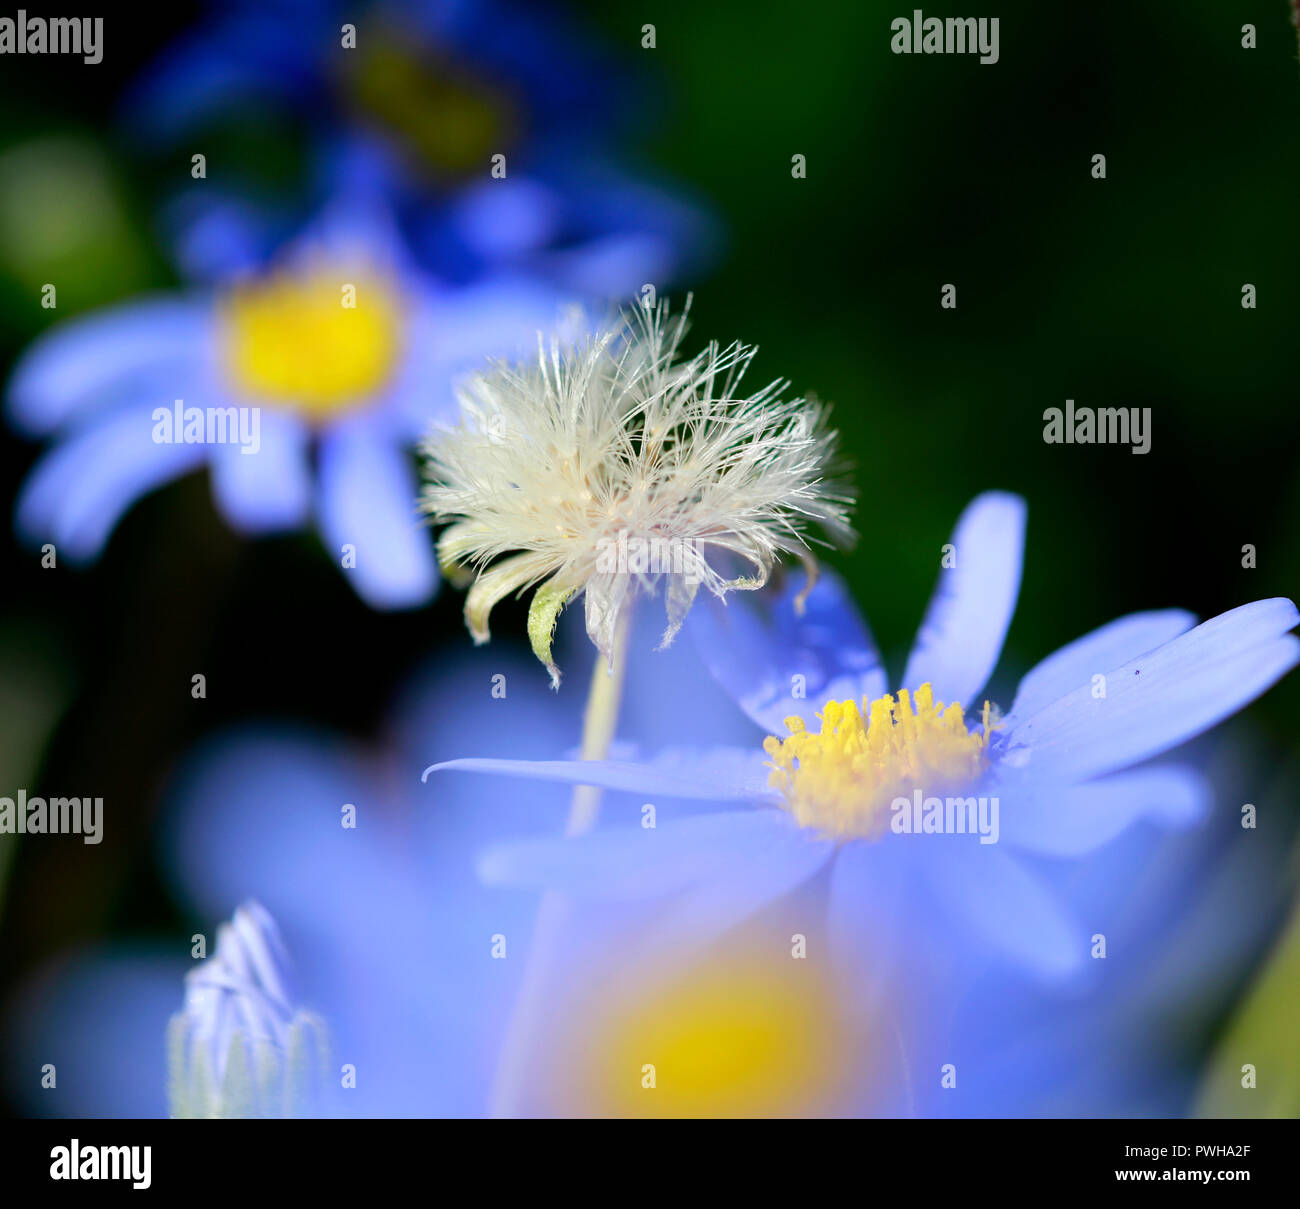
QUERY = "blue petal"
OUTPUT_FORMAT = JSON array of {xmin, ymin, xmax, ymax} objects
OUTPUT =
[
  {"xmin": 423, "ymin": 276, "xmax": 569, "ymax": 368},
  {"xmin": 902, "ymin": 492, "xmax": 1026, "ymax": 705},
  {"xmin": 3, "ymin": 949, "xmax": 184, "ymax": 1118},
  {"xmin": 688, "ymin": 567, "xmax": 886, "ymax": 733},
  {"xmin": 162, "ymin": 189, "xmax": 288, "ymax": 281},
  {"xmin": 163, "ymin": 727, "xmax": 379, "ymax": 923},
  {"xmin": 634, "ymin": 823, "xmax": 835, "ymax": 967},
  {"xmin": 316, "ymin": 418, "xmax": 438, "ymax": 610},
  {"xmin": 998, "ymin": 765, "xmax": 1211, "ymax": 856},
  {"xmin": 8, "ymin": 298, "xmax": 210, "ymax": 435},
  {"xmin": 388, "ymin": 279, "xmax": 568, "ymax": 439},
  {"xmin": 123, "ymin": 16, "xmax": 319, "ymax": 142},
  {"xmin": 1006, "ymin": 609, "xmax": 1196, "ymax": 725},
  {"xmin": 826, "ymin": 842, "xmax": 907, "ymax": 993},
  {"xmin": 425, "ymin": 746, "xmax": 770, "ymax": 802},
  {"xmin": 209, "ymin": 408, "xmax": 312, "ymax": 532},
  {"xmin": 444, "ymin": 178, "xmax": 561, "ymax": 259},
  {"xmin": 15, "ymin": 406, "xmax": 208, "ymax": 560},
  {"xmin": 479, "ymin": 808, "xmax": 791, "ymax": 899},
  {"xmin": 1006, "ymin": 599, "xmax": 1300, "ymax": 782},
  {"xmin": 924, "ymin": 844, "xmax": 1084, "ymax": 978},
  {"xmin": 543, "ymin": 231, "xmax": 678, "ymax": 298}
]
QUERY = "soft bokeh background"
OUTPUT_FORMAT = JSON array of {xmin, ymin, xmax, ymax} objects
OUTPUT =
[{"xmin": 1, "ymin": 0, "xmax": 1297, "ymax": 1115}]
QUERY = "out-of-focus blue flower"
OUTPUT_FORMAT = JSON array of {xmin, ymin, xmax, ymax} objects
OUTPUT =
[
  {"xmin": 429, "ymin": 492, "xmax": 1300, "ymax": 985},
  {"xmin": 168, "ymin": 900, "xmax": 329, "ymax": 1118},
  {"xmin": 124, "ymin": 0, "xmax": 713, "ymax": 291},
  {"xmin": 0, "ymin": 626, "xmax": 757, "ymax": 1117},
  {"xmin": 7, "ymin": 203, "xmax": 571, "ymax": 609}
]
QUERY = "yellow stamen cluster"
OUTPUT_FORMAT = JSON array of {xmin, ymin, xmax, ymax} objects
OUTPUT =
[
  {"xmin": 221, "ymin": 269, "xmax": 402, "ymax": 418},
  {"xmin": 763, "ymin": 684, "xmax": 995, "ymax": 840}
]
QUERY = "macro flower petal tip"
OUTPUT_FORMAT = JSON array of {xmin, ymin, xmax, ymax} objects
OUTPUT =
[{"xmin": 419, "ymin": 297, "xmax": 856, "ymax": 684}]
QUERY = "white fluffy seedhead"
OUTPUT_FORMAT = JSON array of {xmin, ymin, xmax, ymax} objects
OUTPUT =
[{"xmin": 420, "ymin": 297, "xmax": 854, "ymax": 685}]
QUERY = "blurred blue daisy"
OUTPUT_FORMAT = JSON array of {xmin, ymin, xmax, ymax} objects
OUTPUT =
[
  {"xmin": 429, "ymin": 491, "xmax": 1300, "ymax": 981},
  {"xmin": 0, "ymin": 628, "xmax": 757, "ymax": 1117},
  {"xmin": 124, "ymin": 0, "xmax": 712, "ymax": 290},
  {"xmin": 7, "ymin": 203, "xmax": 570, "ymax": 609}
]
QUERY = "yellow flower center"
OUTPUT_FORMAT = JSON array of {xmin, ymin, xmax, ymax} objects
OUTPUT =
[
  {"xmin": 763, "ymin": 683, "xmax": 996, "ymax": 840},
  {"xmin": 575, "ymin": 962, "xmax": 855, "ymax": 1118},
  {"xmin": 220, "ymin": 268, "xmax": 403, "ymax": 419}
]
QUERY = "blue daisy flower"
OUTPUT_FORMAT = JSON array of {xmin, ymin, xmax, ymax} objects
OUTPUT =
[
  {"xmin": 0, "ymin": 630, "xmax": 752, "ymax": 1117},
  {"xmin": 428, "ymin": 491, "xmax": 1300, "ymax": 981},
  {"xmin": 123, "ymin": 0, "xmax": 713, "ymax": 290},
  {"xmin": 7, "ymin": 202, "xmax": 572, "ymax": 609}
]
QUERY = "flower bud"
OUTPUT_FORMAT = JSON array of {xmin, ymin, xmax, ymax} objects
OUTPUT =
[{"xmin": 167, "ymin": 901, "xmax": 328, "ymax": 1118}]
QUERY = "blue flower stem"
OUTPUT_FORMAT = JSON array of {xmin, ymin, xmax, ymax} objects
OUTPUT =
[{"xmin": 489, "ymin": 607, "xmax": 633, "ymax": 1117}]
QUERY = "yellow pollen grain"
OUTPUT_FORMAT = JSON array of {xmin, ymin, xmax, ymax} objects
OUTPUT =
[
  {"xmin": 220, "ymin": 268, "xmax": 402, "ymax": 419},
  {"xmin": 763, "ymin": 683, "xmax": 995, "ymax": 840}
]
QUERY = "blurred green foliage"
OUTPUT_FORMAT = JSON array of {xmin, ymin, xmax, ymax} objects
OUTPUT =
[{"xmin": 1197, "ymin": 875, "xmax": 1300, "ymax": 1117}]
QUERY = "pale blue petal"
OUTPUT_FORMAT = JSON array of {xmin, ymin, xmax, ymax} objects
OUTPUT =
[
  {"xmin": 544, "ymin": 231, "xmax": 678, "ymax": 297},
  {"xmin": 164, "ymin": 728, "xmax": 377, "ymax": 921},
  {"xmin": 483, "ymin": 806, "xmax": 834, "ymax": 980},
  {"xmin": 425, "ymin": 745, "xmax": 769, "ymax": 802},
  {"xmin": 924, "ymin": 844, "xmax": 1083, "ymax": 978},
  {"xmin": 902, "ymin": 492, "xmax": 1025, "ymax": 705},
  {"xmin": 1006, "ymin": 609, "xmax": 1196, "ymax": 725},
  {"xmin": 826, "ymin": 842, "xmax": 907, "ymax": 992},
  {"xmin": 479, "ymin": 809, "xmax": 788, "ymax": 899},
  {"xmin": 637, "ymin": 828, "xmax": 835, "ymax": 966},
  {"xmin": 618, "ymin": 610, "xmax": 769, "ymax": 752},
  {"xmin": 3, "ymin": 949, "xmax": 184, "ymax": 1118},
  {"xmin": 425, "ymin": 276, "xmax": 567, "ymax": 367},
  {"xmin": 999, "ymin": 765, "xmax": 1211, "ymax": 856},
  {"xmin": 209, "ymin": 408, "xmax": 312, "ymax": 532},
  {"xmin": 316, "ymin": 419, "xmax": 437, "ymax": 610},
  {"xmin": 688, "ymin": 567, "xmax": 885, "ymax": 733},
  {"xmin": 7, "ymin": 297, "xmax": 210, "ymax": 435},
  {"xmin": 388, "ymin": 281, "xmax": 570, "ymax": 440},
  {"xmin": 1007, "ymin": 599, "xmax": 1300, "ymax": 782},
  {"xmin": 446, "ymin": 177, "xmax": 560, "ymax": 258},
  {"xmin": 15, "ymin": 406, "xmax": 208, "ymax": 560}
]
